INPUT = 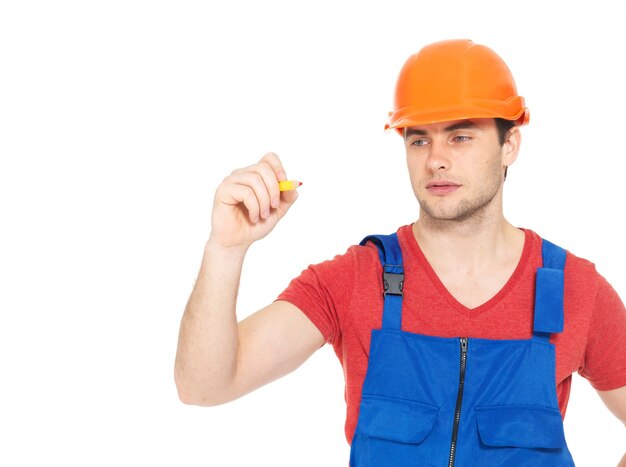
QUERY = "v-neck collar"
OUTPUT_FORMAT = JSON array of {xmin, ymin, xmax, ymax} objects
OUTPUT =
[{"xmin": 400, "ymin": 225, "xmax": 534, "ymax": 318}]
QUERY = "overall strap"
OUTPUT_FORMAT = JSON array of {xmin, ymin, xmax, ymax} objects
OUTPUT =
[
  {"xmin": 360, "ymin": 233, "xmax": 404, "ymax": 330},
  {"xmin": 533, "ymin": 239, "xmax": 567, "ymax": 342}
]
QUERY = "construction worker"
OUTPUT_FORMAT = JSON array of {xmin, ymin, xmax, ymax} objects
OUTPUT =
[{"xmin": 174, "ymin": 39, "xmax": 626, "ymax": 466}]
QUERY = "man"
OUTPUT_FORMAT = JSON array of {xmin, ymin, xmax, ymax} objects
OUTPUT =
[{"xmin": 175, "ymin": 39, "xmax": 626, "ymax": 465}]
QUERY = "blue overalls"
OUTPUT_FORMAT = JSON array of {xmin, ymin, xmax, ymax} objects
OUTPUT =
[{"xmin": 349, "ymin": 233, "xmax": 575, "ymax": 466}]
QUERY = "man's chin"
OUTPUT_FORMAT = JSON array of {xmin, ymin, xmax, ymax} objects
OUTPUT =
[{"xmin": 419, "ymin": 202, "xmax": 480, "ymax": 223}]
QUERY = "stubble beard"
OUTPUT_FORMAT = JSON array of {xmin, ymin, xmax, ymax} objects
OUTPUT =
[{"xmin": 417, "ymin": 163, "xmax": 504, "ymax": 224}]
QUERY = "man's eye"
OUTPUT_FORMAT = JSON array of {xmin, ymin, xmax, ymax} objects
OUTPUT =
[
  {"xmin": 453, "ymin": 135, "xmax": 471, "ymax": 143},
  {"xmin": 411, "ymin": 139, "xmax": 428, "ymax": 147}
]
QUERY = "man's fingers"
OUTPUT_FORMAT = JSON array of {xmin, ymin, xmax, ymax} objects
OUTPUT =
[
  {"xmin": 227, "ymin": 170, "xmax": 274, "ymax": 219},
  {"xmin": 249, "ymin": 161, "xmax": 282, "ymax": 210},
  {"xmin": 231, "ymin": 158, "xmax": 284, "ymax": 212},
  {"xmin": 216, "ymin": 182, "xmax": 260, "ymax": 223},
  {"xmin": 258, "ymin": 153, "xmax": 293, "ymax": 209},
  {"xmin": 260, "ymin": 152, "xmax": 287, "ymax": 183},
  {"xmin": 217, "ymin": 153, "xmax": 297, "ymax": 225}
]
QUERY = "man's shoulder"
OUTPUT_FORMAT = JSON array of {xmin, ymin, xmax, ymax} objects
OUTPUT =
[
  {"xmin": 526, "ymin": 228, "xmax": 599, "ymax": 280},
  {"xmin": 313, "ymin": 225, "xmax": 412, "ymax": 275}
]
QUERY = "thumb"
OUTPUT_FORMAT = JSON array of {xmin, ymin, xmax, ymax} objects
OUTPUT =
[{"xmin": 276, "ymin": 187, "xmax": 299, "ymax": 219}]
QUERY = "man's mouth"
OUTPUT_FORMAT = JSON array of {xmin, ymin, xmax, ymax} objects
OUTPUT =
[{"xmin": 426, "ymin": 181, "xmax": 461, "ymax": 194}]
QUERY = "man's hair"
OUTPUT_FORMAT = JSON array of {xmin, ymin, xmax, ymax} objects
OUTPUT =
[
  {"xmin": 495, "ymin": 118, "xmax": 517, "ymax": 180},
  {"xmin": 495, "ymin": 118, "xmax": 516, "ymax": 146}
]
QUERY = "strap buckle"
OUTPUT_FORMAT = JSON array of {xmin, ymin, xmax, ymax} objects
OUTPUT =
[{"xmin": 383, "ymin": 266, "xmax": 404, "ymax": 296}]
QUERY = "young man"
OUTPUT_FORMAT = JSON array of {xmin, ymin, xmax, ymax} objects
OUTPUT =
[{"xmin": 175, "ymin": 39, "xmax": 626, "ymax": 466}]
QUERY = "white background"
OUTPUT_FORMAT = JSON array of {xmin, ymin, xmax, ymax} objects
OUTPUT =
[{"xmin": 1, "ymin": 1, "xmax": 625, "ymax": 465}]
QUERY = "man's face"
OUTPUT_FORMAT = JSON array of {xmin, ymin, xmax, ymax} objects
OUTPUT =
[{"xmin": 404, "ymin": 118, "xmax": 516, "ymax": 223}]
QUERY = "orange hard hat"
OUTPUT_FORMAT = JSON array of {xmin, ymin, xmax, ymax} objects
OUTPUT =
[{"xmin": 386, "ymin": 39, "xmax": 529, "ymax": 134}]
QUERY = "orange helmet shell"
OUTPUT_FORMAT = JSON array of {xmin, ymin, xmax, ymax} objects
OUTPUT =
[{"xmin": 386, "ymin": 39, "xmax": 529, "ymax": 134}]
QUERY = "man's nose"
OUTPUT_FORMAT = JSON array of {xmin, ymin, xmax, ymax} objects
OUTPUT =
[{"xmin": 426, "ymin": 139, "xmax": 451, "ymax": 172}]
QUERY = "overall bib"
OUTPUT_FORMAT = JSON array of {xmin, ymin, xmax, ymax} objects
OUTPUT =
[{"xmin": 349, "ymin": 233, "xmax": 575, "ymax": 467}]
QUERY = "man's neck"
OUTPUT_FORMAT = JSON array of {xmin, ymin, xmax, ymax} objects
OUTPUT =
[
  {"xmin": 412, "ymin": 215, "xmax": 524, "ymax": 273},
  {"xmin": 412, "ymin": 214, "xmax": 526, "ymax": 309}
]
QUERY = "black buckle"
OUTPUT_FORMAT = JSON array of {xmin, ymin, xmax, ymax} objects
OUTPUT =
[{"xmin": 383, "ymin": 271, "xmax": 404, "ymax": 296}]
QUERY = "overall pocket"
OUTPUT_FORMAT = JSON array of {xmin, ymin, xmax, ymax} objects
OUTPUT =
[
  {"xmin": 350, "ymin": 395, "xmax": 439, "ymax": 467},
  {"xmin": 475, "ymin": 405, "xmax": 566, "ymax": 448},
  {"xmin": 474, "ymin": 405, "xmax": 574, "ymax": 466}
]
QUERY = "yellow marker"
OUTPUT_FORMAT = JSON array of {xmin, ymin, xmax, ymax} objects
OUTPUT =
[{"xmin": 278, "ymin": 180, "xmax": 303, "ymax": 191}]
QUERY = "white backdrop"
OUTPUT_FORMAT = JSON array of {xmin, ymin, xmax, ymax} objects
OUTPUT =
[{"xmin": 1, "ymin": 1, "xmax": 625, "ymax": 466}]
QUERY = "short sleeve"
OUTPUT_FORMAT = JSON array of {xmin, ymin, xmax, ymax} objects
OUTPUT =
[
  {"xmin": 276, "ymin": 248, "xmax": 357, "ymax": 344},
  {"xmin": 578, "ymin": 276, "xmax": 626, "ymax": 391}
]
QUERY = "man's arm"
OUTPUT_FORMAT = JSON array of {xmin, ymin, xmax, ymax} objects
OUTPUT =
[
  {"xmin": 174, "ymin": 153, "xmax": 324, "ymax": 406},
  {"xmin": 597, "ymin": 386, "xmax": 626, "ymax": 467}
]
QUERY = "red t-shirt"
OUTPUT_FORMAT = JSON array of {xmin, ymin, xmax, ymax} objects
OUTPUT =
[{"xmin": 277, "ymin": 225, "xmax": 626, "ymax": 444}]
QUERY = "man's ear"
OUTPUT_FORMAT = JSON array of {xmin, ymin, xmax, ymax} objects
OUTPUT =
[{"xmin": 503, "ymin": 126, "xmax": 521, "ymax": 168}]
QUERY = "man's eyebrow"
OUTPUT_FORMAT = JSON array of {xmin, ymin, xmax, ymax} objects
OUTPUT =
[
  {"xmin": 404, "ymin": 128, "xmax": 427, "ymax": 138},
  {"xmin": 443, "ymin": 120, "xmax": 480, "ymax": 132},
  {"xmin": 404, "ymin": 120, "xmax": 480, "ymax": 139}
]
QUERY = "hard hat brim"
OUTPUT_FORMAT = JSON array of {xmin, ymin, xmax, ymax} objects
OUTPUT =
[{"xmin": 386, "ymin": 100, "xmax": 529, "ymax": 134}]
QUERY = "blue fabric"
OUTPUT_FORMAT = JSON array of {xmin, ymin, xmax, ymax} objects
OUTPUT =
[
  {"xmin": 358, "ymin": 395, "xmax": 439, "ymax": 444},
  {"xmin": 350, "ymin": 234, "xmax": 575, "ymax": 466},
  {"xmin": 360, "ymin": 234, "xmax": 403, "ymax": 266},
  {"xmin": 475, "ymin": 405, "xmax": 566, "ymax": 448},
  {"xmin": 534, "ymin": 240, "xmax": 566, "ymax": 334},
  {"xmin": 380, "ymin": 294, "xmax": 403, "ymax": 330},
  {"xmin": 541, "ymin": 239, "xmax": 567, "ymax": 269},
  {"xmin": 360, "ymin": 234, "xmax": 404, "ymax": 330}
]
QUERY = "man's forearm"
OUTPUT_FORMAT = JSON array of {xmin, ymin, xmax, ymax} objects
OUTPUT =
[{"xmin": 174, "ymin": 241, "xmax": 248, "ymax": 406}]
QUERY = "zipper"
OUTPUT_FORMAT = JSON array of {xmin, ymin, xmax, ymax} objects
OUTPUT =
[{"xmin": 448, "ymin": 337, "xmax": 468, "ymax": 467}]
